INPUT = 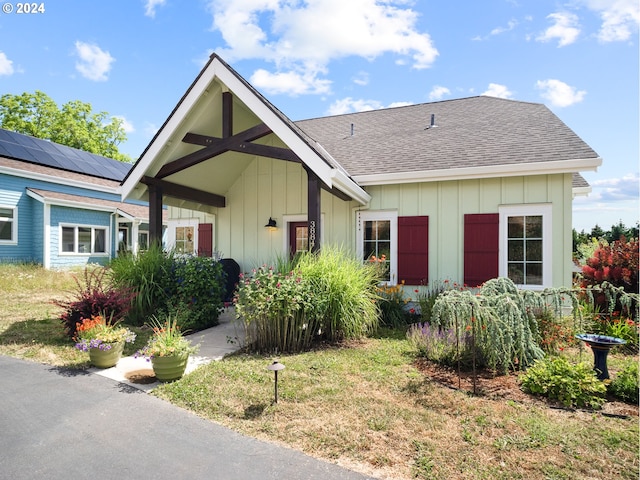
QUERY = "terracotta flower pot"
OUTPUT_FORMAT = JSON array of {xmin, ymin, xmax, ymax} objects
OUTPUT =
[
  {"xmin": 151, "ymin": 353, "xmax": 189, "ymax": 382},
  {"xmin": 89, "ymin": 341, "xmax": 124, "ymax": 368}
]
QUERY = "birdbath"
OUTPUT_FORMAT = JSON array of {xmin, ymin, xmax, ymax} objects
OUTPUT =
[{"xmin": 575, "ymin": 334, "xmax": 626, "ymax": 380}]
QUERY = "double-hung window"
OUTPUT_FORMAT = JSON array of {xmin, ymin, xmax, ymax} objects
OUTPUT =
[
  {"xmin": 61, "ymin": 225, "xmax": 108, "ymax": 255},
  {"xmin": 0, "ymin": 206, "xmax": 17, "ymax": 243},
  {"xmin": 499, "ymin": 204, "xmax": 552, "ymax": 289}
]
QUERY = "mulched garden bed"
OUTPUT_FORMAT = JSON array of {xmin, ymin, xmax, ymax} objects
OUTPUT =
[{"xmin": 414, "ymin": 358, "xmax": 639, "ymax": 419}]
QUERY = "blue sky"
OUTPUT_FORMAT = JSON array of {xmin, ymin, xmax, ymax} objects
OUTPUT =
[{"xmin": 0, "ymin": 0, "xmax": 637, "ymax": 232}]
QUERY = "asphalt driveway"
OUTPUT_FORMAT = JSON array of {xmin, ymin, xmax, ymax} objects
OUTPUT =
[{"xmin": 0, "ymin": 356, "xmax": 375, "ymax": 480}]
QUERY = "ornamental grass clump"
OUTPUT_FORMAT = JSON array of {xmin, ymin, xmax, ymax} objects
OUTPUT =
[
  {"xmin": 136, "ymin": 314, "xmax": 198, "ymax": 359},
  {"xmin": 73, "ymin": 314, "xmax": 136, "ymax": 352},
  {"xmin": 296, "ymin": 245, "xmax": 381, "ymax": 342}
]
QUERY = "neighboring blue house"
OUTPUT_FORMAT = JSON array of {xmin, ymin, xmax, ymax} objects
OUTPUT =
[{"xmin": 0, "ymin": 128, "xmax": 162, "ymax": 269}]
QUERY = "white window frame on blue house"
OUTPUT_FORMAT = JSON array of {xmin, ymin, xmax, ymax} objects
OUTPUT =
[
  {"xmin": 0, "ymin": 205, "xmax": 17, "ymax": 244},
  {"xmin": 59, "ymin": 224, "xmax": 110, "ymax": 256}
]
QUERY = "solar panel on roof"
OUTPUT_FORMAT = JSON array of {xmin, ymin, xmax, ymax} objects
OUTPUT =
[{"xmin": 0, "ymin": 127, "xmax": 132, "ymax": 181}]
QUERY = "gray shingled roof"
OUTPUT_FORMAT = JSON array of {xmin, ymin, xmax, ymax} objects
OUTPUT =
[{"xmin": 295, "ymin": 96, "xmax": 600, "ymax": 177}]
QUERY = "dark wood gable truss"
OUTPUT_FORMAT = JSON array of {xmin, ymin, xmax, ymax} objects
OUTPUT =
[{"xmin": 148, "ymin": 92, "xmax": 349, "ymax": 252}]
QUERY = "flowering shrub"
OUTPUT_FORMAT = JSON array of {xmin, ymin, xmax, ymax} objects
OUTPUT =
[
  {"xmin": 378, "ymin": 281, "xmax": 411, "ymax": 327},
  {"xmin": 234, "ymin": 265, "xmax": 321, "ymax": 353},
  {"xmin": 74, "ymin": 314, "xmax": 136, "ymax": 352},
  {"xmin": 136, "ymin": 314, "xmax": 198, "ymax": 359},
  {"xmin": 56, "ymin": 267, "xmax": 135, "ymax": 338},
  {"xmin": 533, "ymin": 307, "xmax": 577, "ymax": 355}
]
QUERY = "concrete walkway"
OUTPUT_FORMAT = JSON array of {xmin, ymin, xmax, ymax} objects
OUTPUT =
[{"xmin": 91, "ymin": 307, "xmax": 245, "ymax": 392}]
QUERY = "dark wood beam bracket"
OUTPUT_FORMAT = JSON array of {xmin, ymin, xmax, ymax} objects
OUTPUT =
[
  {"xmin": 142, "ymin": 176, "xmax": 226, "ymax": 208},
  {"xmin": 156, "ymin": 123, "xmax": 273, "ymax": 179}
]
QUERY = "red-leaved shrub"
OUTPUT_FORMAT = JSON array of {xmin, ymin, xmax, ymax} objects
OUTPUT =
[
  {"xmin": 581, "ymin": 236, "xmax": 638, "ymax": 294},
  {"xmin": 54, "ymin": 267, "xmax": 135, "ymax": 338}
]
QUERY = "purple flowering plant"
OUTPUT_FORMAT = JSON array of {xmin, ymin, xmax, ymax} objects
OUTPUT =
[{"xmin": 74, "ymin": 314, "xmax": 136, "ymax": 352}]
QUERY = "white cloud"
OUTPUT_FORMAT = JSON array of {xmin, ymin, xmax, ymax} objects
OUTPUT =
[
  {"xmin": 0, "ymin": 52, "xmax": 14, "ymax": 76},
  {"xmin": 250, "ymin": 68, "xmax": 331, "ymax": 95},
  {"xmin": 536, "ymin": 12, "xmax": 581, "ymax": 47},
  {"xmin": 208, "ymin": 0, "xmax": 438, "ymax": 95},
  {"xmin": 591, "ymin": 172, "xmax": 640, "ymax": 201},
  {"xmin": 581, "ymin": 0, "xmax": 640, "ymax": 42},
  {"xmin": 74, "ymin": 41, "xmax": 114, "ymax": 81},
  {"xmin": 113, "ymin": 115, "xmax": 135, "ymax": 134},
  {"xmin": 144, "ymin": 0, "xmax": 167, "ymax": 18},
  {"xmin": 352, "ymin": 71, "xmax": 369, "ymax": 86},
  {"xmin": 536, "ymin": 79, "xmax": 586, "ymax": 107},
  {"xmin": 481, "ymin": 83, "xmax": 513, "ymax": 99},
  {"xmin": 429, "ymin": 85, "xmax": 450, "ymax": 101},
  {"xmin": 326, "ymin": 97, "xmax": 412, "ymax": 116}
]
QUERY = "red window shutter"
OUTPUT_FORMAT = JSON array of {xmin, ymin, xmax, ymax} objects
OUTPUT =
[
  {"xmin": 197, "ymin": 223, "xmax": 213, "ymax": 257},
  {"xmin": 464, "ymin": 213, "xmax": 499, "ymax": 287},
  {"xmin": 398, "ymin": 216, "xmax": 429, "ymax": 285}
]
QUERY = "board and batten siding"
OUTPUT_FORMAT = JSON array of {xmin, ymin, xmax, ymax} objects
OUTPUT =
[
  {"xmin": 187, "ymin": 157, "xmax": 358, "ymax": 272},
  {"xmin": 362, "ymin": 173, "xmax": 573, "ymax": 288}
]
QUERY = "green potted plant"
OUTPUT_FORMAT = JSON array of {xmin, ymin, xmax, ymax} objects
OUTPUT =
[
  {"xmin": 74, "ymin": 314, "xmax": 137, "ymax": 368},
  {"xmin": 136, "ymin": 314, "xmax": 199, "ymax": 382}
]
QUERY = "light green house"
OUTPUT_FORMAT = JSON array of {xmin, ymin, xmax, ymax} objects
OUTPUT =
[{"xmin": 121, "ymin": 54, "xmax": 601, "ymax": 290}]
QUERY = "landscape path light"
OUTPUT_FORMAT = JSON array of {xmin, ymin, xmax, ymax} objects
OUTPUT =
[{"xmin": 267, "ymin": 360, "xmax": 285, "ymax": 404}]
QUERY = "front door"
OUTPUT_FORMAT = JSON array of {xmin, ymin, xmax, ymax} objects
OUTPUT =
[{"xmin": 288, "ymin": 222, "xmax": 308, "ymax": 257}]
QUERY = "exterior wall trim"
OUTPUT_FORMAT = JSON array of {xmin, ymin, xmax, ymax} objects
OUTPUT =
[{"xmin": 353, "ymin": 158, "xmax": 602, "ymax": 186}]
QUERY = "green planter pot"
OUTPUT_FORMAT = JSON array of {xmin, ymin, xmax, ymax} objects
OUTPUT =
[
  {"xmin": 151, "ymin": 353, "xmax": 189, "ymax": 382},
  {"xmin": 89, "ymin": 342, "xmax": 124, "ymax": 368}
]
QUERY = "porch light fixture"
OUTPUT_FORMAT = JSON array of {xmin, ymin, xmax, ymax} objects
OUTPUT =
[
  {"xmin": 267, "ymin": 360, "xmax": 285, "ymax": 403},
  {"xmin": 264, "ymin": 217, "xmax": 277, "ymax": 230}
]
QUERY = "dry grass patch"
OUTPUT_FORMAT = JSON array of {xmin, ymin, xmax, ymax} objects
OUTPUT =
[{"xmin": 155, "ymin": 332, "xmax": 639, "ymax": 480}]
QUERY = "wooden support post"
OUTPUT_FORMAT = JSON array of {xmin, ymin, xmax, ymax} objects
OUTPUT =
[
  {"xmin": 148, "ymin": 182, "xmax": 164, "ymax": 246},
  {"xmin": 307, "ymin": 169, "xmax": 321, "ymax": 253}
]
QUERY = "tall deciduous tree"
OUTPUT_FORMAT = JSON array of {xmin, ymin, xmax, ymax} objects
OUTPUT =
[{"xmin": 0, "ymin": 91, "xmax": 131, "ymax": 162}]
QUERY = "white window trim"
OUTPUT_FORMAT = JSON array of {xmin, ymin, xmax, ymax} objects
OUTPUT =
[
  {"xmin": 166, "ymin": 218, "xmax": 199, "ymax": 255},
  {"xmin": 281, "ymin": 214, "xmax": 325, "ymax": 255},
  {"xmin": 0, "ymin": 205, "xmax": 17, "ymax": 245},
  {"xmin": 59, "ymin": 224, "xmax": 110, "ymax": 256},
  {"xmin": 356, "ymin": 210, "xmax": 398, "ymax": 285},
  {"xmin": 498, "ymin": 203, "xmax": 552, "ymax": 290}
]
